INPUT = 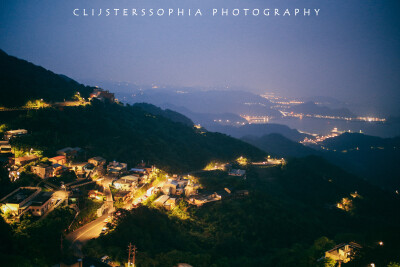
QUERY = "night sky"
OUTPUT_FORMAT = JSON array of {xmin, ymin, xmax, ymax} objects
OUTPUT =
[{"xmin": 1, "ymin": 0, "xmax": 399, "ymax": 115}]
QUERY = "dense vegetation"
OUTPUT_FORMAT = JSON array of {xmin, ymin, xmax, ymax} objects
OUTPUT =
[
  {"xmin": 320, "ymin": 133, "xmax": 400, "ymax": 190},
  {"xmin": 0, "ymin": 207, "xmax": 75, "ymax": 266},
  {"xmin": 83, "ymin": 157, "xmax": 400, "ymax": 266},
  {"xmin": 0, "ymin": 102, "xmax": 266, "ymax": 173},
  {"xmin": 134, "ymin": 103, "xmax": 194, "ymax": 126},
  {"xmin": 0, "ymin": 49, "xmax": 94, "ymax": 107}
]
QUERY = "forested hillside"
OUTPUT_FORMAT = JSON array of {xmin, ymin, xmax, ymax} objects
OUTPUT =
[
  {"xmin": 0, "ymin": 101, "xmax": 266, "ymax": 172},
  {"xmin": 0, "ymin": 49, "xmax": 94, "ymax": 107},
  {"xmin": 83, "ymin": 157, "xmax": 400, "ymax": 266}
]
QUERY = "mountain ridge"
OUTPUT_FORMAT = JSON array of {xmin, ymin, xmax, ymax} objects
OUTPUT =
[{"xmin": 0, "ymin": 49, "xmax": 95, "ymax": 107}]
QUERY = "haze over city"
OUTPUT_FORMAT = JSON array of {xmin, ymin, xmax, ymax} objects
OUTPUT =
[{"xmin": 1, "ymin": 0, "xmax": 400, "ymax": 116}]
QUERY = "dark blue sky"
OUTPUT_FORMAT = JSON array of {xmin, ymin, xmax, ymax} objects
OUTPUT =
[{"xmin": 1, "ymin": 0, "xmax": 399, "ymax": 115}]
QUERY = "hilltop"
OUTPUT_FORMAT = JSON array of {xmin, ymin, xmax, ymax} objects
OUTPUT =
[
  {"xmin": 0, "ymin": 49, "xmax": 94, "ymax": 107},
  {"xmin": 242, "ymin": 133, "xmax": 320, "ymax": 158}
]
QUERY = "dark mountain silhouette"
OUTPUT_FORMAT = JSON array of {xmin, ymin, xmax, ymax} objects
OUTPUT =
[
  {"xmin": 0, "ymin": 49, "xmax": 94, "ymax": 107},
  {"xmin": 133, "ymin": 103, "xmax": 194, "ymax": 126},
  {"xmin": 321, "ymin": 132, "xmax": 400, "ymax": 150},
  {"xmin": 159, "ymin": 103, "xmax": 248, "ymax": 126},
  {"xmin": 207, "ymin": 123, "xmax": 309, "ymax": 142},
  {"xmin": 242, "ymin": 133, "xmax": 320, "ymax": 158},
  {"xmin": 116, "ymin": 88, "xmax": 281, "ymax": 117}
]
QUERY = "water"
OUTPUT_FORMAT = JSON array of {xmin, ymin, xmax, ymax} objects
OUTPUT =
[{"xmin": 269, "ymin": 117, "xmax": 400, "ymax": 138}]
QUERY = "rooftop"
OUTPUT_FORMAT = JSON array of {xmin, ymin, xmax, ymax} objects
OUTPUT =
[
  {"xmin": 34, "ymin": 163, "xmax": 53, "ymax": 168},
  {"xmin": 120, "ymin": 175, "xmax": 139, "ymax": 181},
  {"xmin": 326, "ymin": 242, "xmax": 362, "ymax": 253},
  {"xmin": 130, "ymin": 168, "xmax": 146, "ymax": 172},
  {"xmin": 114, "ymin": 179, "xmax": 133, "ymax": 185},
  {"xmin": 89, "ymin": 156, "xmax": 105, "ymax": 161},
  {"xmin": 29, "ymin": 192, "xmax": 53, "ymax": 206},
  {"xmin": 15, "ymin": 154, "xmax": 39, "ymax": 161},
  {"xmin": 49, "ymin": 155, "xmax": 66, "ymax": 160},
  {"xmin": 154, "ymin": 195, "xmax": 170, "ymax": 205},
  {"xmin": 6, "ymin": 129, "xmax": 27, "ymax": 134},
  {"xmin": 70, "ymin": 162, "xmax": 89, "ymax": 167},
  {"xmin": 1, "ymin": 187, "xmax": 39, "ymax": 204}
]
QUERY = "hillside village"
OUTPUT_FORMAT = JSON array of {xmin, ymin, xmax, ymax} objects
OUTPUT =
[
  {"xmin": 0, "ymin": 126, "xmax": 260, "ymax": 221},
  {"xmin": 0, "ymin": 51, "xmax": 397, "ymax": 265},
  {"xmin": 0, "ymin": 116, "xmax": 303, "ymax": 264},
  {"xmin": 1, "ymin": 89, "xmax": 398, "ymax": 267},
  {"xmin": 2, "ymin": 110, "xmax": 392, "ymax": 267}
]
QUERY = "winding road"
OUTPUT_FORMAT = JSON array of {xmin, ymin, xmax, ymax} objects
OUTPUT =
[{"xmin": 66, "ymin": 177, "xmax": 114, "ymax": 257}]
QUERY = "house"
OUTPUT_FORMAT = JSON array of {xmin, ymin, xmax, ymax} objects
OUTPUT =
[
  {"xmin": 107, "ymin": 161, "xmax": 127, "ymax": 175},
  {"xmin": 31, "ymin": 163, "xmax": 55, "ymax": 179},
  {"xmin": 154, "ymin": 194, "xmax": 177, "ymax": 210},
  {"xmin": 14, "ymin": 154, "xmax": 39, "ymax": 166},
  {"xmin": 120, "ymin": 175, "xmax": 140, "ymax": 183},
  {"xmin": 177, "ymin": 179, "xmax": 189, "ymax": 188},
  {"xmin": 114, "ymin": 191, "xmax": 133, "ymax": 202},
  {"xmin": 184, "ymin": 184, "xmax": 199, "ymax": 197},
  {"xmin": 323, "ymin": 242, "xmax": 362, "ymax": 263},
  {"xmin": 189, "ymin": 192, "xmax": 222, "ymax": 206},
  {"xmin": 70, "ymin": 162, "xmax": 91, "ymax": 175},
  {"xmin": 52, "ymin": 163, "xmax": 67, "ymax": 176},
  {"xmin": 228, "ymin": 169, "xmax": 246, "ymax": 177},
  {"xmin": 146, "ymin": 187, "xmax": 155, "ymax": 196},
  {"xmin": 164, "ymin": 197, "xmax": 177, "ymax": 210},
  {"xmin": 175, "ymin": 179, "xmax": 189, "ymax": 195},
  {"xmin": 0, "ymin": 140, "xmax": 12, "ymax": 154},
  {"xmin": 114, "ymin": 175, "xmax": 139, "ymax": 191},
  {"xmin": 88, "ymin": 156, "xmax": 106, "ymax": 166},
  {"xmin": 90, "ymin": 88, "xmax": 115, "ymax": 103},
  {"xmin": 162, "ymin": 180, "xmax": 179, "ymax": 195},
  {"xmin": 48, "ymin": 155, "xmax": 67, "ymax": 165},
  {"xmin": 0, "ymin": 187, "xmax": 41, "ymax": 216},
  {"xmin": 131, "ymin": 162, "xmax": 154, "ymax": 175},
  {"xmin": 113, "ymin": 179, "xmax": 135, "ymax": 191},
  {"xmin": 28, "ymin": 191, "xmax": 54, "ymax": 216},
  {"xmin": 4, "ymin": 129, "xmax": 28, "ymax": 140}
]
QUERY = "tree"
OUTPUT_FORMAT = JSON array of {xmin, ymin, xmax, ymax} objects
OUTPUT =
[{"xmin": 317, "ymin": 257, "xmax": 336, "ymax": 267}]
